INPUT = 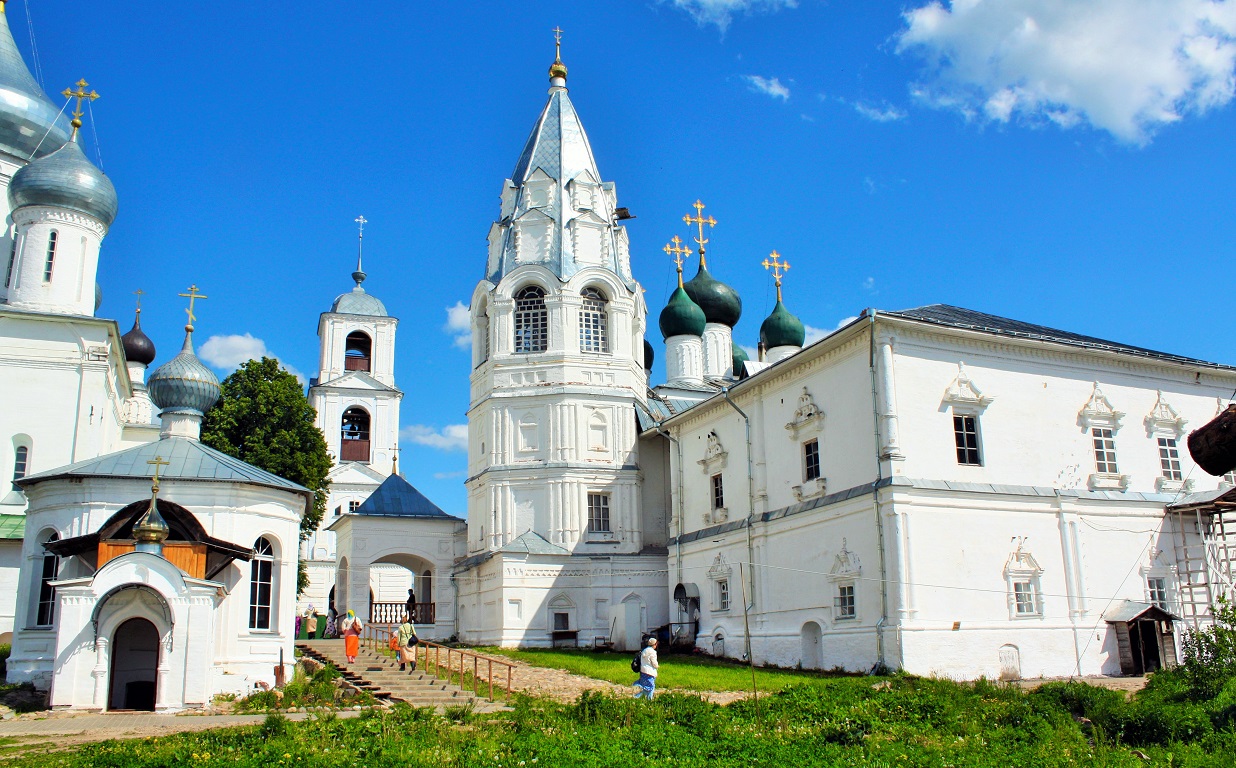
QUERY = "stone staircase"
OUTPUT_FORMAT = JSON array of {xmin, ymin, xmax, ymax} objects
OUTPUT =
[{"xmin": 297, "ymin": 640, "xmax": 504, "ymax": 712}]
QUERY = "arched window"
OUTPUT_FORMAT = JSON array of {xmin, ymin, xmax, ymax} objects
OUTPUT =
[
  {"xmin": 36, "ymin": 532, "xmax": 59, "ymax": 626},
  {"xmin": 513, "ymin": 286, "xmax": 547, "ymax": 353},
  {"xmin": 476, "ymin": 301, "xmax": 490, "ymax": 366},
  {"xmin": 249, "ymin": 537, "xmax": 275, "ymax": 630},
  {"xmin": 12, "ymin": 445, "xmax": 29, "ymax": 491},
  {"xmin": 579, "ymin": 287, "xmax": 609, "ymax": 353},
  {"xmin": 340, "ymin": 407, "xmax": 371, "ymax": 462},
  {"xmin": 344, "ymin": 331, "xmax": 372, "ymax": 372},
  {"xmin": 43, "ymin": 231, "xmax": 57, "ymax": 282},
  {"xmin": 4, "ymin": 236, "xmax": 16, "ymax": 287}
]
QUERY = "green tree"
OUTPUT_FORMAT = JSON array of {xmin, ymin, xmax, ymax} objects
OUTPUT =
[{"xmin": 201, "ymin": 357, "xmax": 332, "ymax": 594}]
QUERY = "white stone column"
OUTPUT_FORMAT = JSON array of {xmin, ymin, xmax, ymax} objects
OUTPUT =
[{"xmin": 877, "ymin": 339, "xmax": 903, "ymax": 460}]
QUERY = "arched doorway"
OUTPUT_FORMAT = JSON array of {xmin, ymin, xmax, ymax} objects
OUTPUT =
[
  {"xmin": 801, "ymin": 622, "xmax": 823, "ymax": 670},
  {"xmin": 109, "ymin": 618, "xmax": 159, "ymax": 711}
]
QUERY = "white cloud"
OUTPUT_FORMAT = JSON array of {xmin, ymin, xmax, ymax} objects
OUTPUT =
[
  {"xmin": 401, "ymin": 424, "xmax": 468, "ymax": 452},
  {"xmin": 444, "ymin": 301, "xmax": 471, "ymax": 349},
  {"xmin": 739, "ymin": 344, "xmax": 758, "ymax": 361},
  {"xmin": 854, "ymin": 101, "xmax": 907, "ymax": 122},
  {"xmin": 862, "ymin": 276, "xmax": 877, "ymax": 293},
  {"xmin": 199, "ymin": 333, "xmax": 306, "ymax": 386},
  {"xmin": 433, "ymin": 470, "xmax": 468, "ymax": 480},
  {"xmin": 802, "ymin": 316, "xmax": 859, "ymax": 346},
  {"xmin": 896, "ymin": 0, "xmax": 1236, "ymax": 143},
  {"xmin": 667, "ymin": 0, "xmax": 798, "ymax": 31},
  {"xmin": 743, "ymin": 75, "xmax": 791, "ymax": 101}
]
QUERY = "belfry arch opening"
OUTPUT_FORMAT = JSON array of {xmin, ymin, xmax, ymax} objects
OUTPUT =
[
  {"xmin": 344, "ymin": 331, "xmax": 372, "ymax": 372},
  {"xmin": 341, "ymin": 407, "xmax": 371, "ymax": 462}
]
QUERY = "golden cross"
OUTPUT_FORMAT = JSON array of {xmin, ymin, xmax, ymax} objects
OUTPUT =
[
  {"xmin": 553, "ymin": 26, "xmax": 563, "ymax": 59},
  {"xmin": 762, "ymin": 250, "xmax": 791, "ymax": 302},
  {"xmin": 662, "ymin": 235, "xmax": 692, "ymax": 287},
  {"xmin": 133, "ymin": 288, "xmax": 144, "ymax": 314},
  {"xmin": 61, "ymin": 78, "xmax": 99, "ymax": 134},
  {"xmin": 147, "ymin": 455, "xmax": 170, "ymax": 492},
  {"xmin": 683, "ymin": 199, "xmax": 717, "ymax": 267},
  {"xmin": 178, "ymin": 284, "xmax": 207, "ymax": 330}
]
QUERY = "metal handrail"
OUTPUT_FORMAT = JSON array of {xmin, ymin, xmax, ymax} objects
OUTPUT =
[{"xmin": 359, "ymin": 624, "xmax": 515, "ymax": 701}]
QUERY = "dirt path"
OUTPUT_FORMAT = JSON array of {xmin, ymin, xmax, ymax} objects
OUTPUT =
[{"xmin": 502, "ymin": 658, "xmax": 750, "ymax": 705}]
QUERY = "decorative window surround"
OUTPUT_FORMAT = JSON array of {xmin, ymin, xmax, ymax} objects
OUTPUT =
[
  {"xmin": 1145, "ymin": 391, "xmax": 1187, "ymax": 438},
  {"xmin": 792, "ymin": 477, "xmax": 827, "ymax": 502},
  {"xmin": 1089, "ymin": 472, "xmax": 1130, "ymax": 492},
  {"xmin": 785, "ymin": 387, "xmax": 824, "ymax": 439},
  {"xmin": 1155, "ymin": 436, "xmax": 1194, "ymax": 493},
  {"xmin": 1139, "ymin": 546, "xmax": 1177, "ymax": 612},
  {"xmin": 827, "ymin": 540, "xmax": 862, "ymax": 583},
  {"xmin": 1079, "ymin": 382, "xmax": 1124, "ymax": 431},
  {"xmin": 942, "ymin": 362, "xmax": 994, "ymax": 410},
  {"xmin": 708, "ymin": 554, "xmax": 733, "ymax": 612},
  {"xmin": 828, "ymin": 541, "xmax": 861, "ymax": 622},
  {"xmin": 1004, "ymin": 539, "xmax": 1044, "ymax": 619},
  {"xmin": 698, "ymin": 431, "xmax": 728, "ymax": 473}
]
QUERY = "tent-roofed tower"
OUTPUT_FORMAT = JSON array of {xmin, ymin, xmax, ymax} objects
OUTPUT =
[{"xmin": 457, "ymin": 33, "xmax": 666, "ymax": 649}]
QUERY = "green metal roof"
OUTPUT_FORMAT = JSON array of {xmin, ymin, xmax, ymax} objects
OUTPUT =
[
  {"xmin": 16, "ymin": 437, "xmax": 311, "ymax": 503},
  {"xmin": 0, "ymin": 513, "xmax": 25, "ymax": 540}
]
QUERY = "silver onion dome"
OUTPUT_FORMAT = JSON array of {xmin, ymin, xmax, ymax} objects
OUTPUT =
[
  {"xmin": 0, "ymin": 8, "xmax": 72, "ymax": 161},
  {"xmin": 9, "ymin": 135, "xmax": 117, "ymax": 226},
  {"xmin": 148, "ymin": 334, "xmax": 220, "ymax": 415}
]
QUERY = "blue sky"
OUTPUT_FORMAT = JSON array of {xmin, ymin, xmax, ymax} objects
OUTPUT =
[{"xmin": 20, "ymin": 0, "xmax": 1236, "ymax": 512}]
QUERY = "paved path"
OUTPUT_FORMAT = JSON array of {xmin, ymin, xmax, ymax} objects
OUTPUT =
[{"xmin": 0, "ymin": 709, "xmax": 362, "ymax": 744}]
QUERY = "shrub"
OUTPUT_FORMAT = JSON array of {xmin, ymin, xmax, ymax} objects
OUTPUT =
[
  {"xmin": 0, "ymin": 643, "xmax": 9, "ymax": 677},
  {"xmin": 1180, "ymin": 596, "xmax": 1236, "ymax": 700}
]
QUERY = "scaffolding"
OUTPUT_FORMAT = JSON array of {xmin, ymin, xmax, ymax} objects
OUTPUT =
[{"xmin": 1167, "ymin": 494, "xmax": 1236, "ymax": 630}]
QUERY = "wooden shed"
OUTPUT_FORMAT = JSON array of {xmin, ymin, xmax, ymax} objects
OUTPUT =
[{"xmin": 1103, "ymin": 600, "xmax": 1180, "ymax": 676}]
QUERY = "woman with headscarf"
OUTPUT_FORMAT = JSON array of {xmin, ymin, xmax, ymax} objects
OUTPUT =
[
  {"xmin": 396, "ymin": 614, "xmax": 419, "ymax": 672},
  {"xmin": 340, "ymin": 609, "xmax": 364, "ymax": 663}
]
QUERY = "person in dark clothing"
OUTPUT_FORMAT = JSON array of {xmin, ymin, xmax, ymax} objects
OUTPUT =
[{"xmin": 405, "ymin": 588, "xmax": 417, "ymax": 624}]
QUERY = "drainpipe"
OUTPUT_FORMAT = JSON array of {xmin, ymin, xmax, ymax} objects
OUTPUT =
[
  {"xmin": 721, "ymin": 388, "xmax": 757, "ymax": 621},
  {"xmin": 867, "ymin": 311, "xmax": 891, "ymax": 671}
]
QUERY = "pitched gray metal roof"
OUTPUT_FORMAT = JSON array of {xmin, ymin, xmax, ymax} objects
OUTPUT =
[
  {"xmin": 884, "ymin": 304, "xmax": 1232, "ymax": 370},
  {"xmin": 500, "ymin": 530, "xmax": 568, "ymax": 556},
  {"xmin": 17, "ymin": 437, "xmax": 311, "ymax": 501},
  {"xmin": 351, "ymin": 474, "xmax": 456, "ymax": 519}
]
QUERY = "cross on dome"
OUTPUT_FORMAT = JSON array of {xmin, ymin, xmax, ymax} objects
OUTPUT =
[
  {"xmin": 663, "ymin": 235, "xmax": 692, "ymax": 286},
  {"xmin": 353, "ymin": 214, "xmax": 368, "ymax": 285},
  {"xmin": 683, "ymin": 199, "xmax": 717, "ymax": 267},
  {"xmin": 147, "ymin": 454, "xmax": 170, "ymax": 492},
  {"xmin": 762, "ymin": 250, "xmax": 791, "ymax": 302},
  {"xmin": 61, "ymin": 78, "xmax": 98, "ymax": 136},
  {"xmin": 178, "ymin": 284, "xmax": 207, "ymax": 332},
  {"xmin": 549, "ymin": 26, "xmax": 567, "ymax": 83}
]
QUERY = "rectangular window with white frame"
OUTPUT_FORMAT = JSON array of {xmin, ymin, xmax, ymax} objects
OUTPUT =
[
  {"xmin": 587, "ymin": 492, "xmax": 611, "ymax": 533},
  {"xmin": 953, "ymin": 414, "xmax": 982, "ymax": 466},
  {"xmin": 834, "ymin": 583, "xmax": 856, "ymax": 620},
  {"xmin": 1092, "ymin": 428, "xmax": 1119, "ymax": 474},
  {"xmin": 711, "ymin": 473, "xmax": 724, "ymax": 510},
  {"xmin": 803, "ymin": 439, "xmax": 821, "ymax": 482},
  {"xmin": 1012, "ymin": 580, "xmax": 1039, "ymax": 616},
  {"xmin": 1147, "ymin": 577, "xmax": 1169, "ymax": 610},
  {"xmin": 717, "ymin": 578, "xmax": 730, "ymax": 611},
  {"xmin": 1157, "ymin": 437, "xmax": 1182, "ymax": 481}
]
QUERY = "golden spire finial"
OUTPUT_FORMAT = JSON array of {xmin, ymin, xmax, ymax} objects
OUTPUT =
[
  {"xmin": 134, "ymin": 455, "xmax": 171, "ymax": 546},
  {"xmin": 147, "ymin": 454, "xmax": 170, "ymax": 493},
  {"xmin": 663, "ymin": 235, "xmax": 692, "ymax": 288},
  {"xmin": 549, "ymin": 26, "xmax": 568, "ymax": 82},
  {"xmin": 178, "ymin": 284, "xmax": 208, "ymax": 334},
  {"xmin": 762, "ymin": 250, "xmax": 791, "ymax": 302},
  {"xmin": 133, "ymin": 288, "xmax": 144, "ymax": 316},
  {"xmin": 61, "ymin": 79, "xmax": 99, "ymax": 138},
  {"xmin": 683, "ymin": 200, "xmax": 717, "ymax": 268}
]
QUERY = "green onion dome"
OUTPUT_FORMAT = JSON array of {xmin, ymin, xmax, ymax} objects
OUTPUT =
[
  {"xmin": 759, "ymin": 300, "xmax": 805, "ymax": 349},
  {"xmin": 683, "ymin": 263, "xmax": 742, "ymax": 327},
  {"xmin": 731, "ymin": 341, "xmax": 749, "ymax": 375},
  {"xmin": 659, "ymin": 286, "xmax": 706, "ymax": 339},
  {"xmin": 643, "ymin": 339, "xmax": 654, "ymax": 370},
  {"xmin": 148, "ymin": 334, "xmax": 221, "ymax": 415}
]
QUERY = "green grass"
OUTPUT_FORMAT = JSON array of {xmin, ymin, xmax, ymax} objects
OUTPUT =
[
  {"xmin": 5, "ymin": 679, "xmax": 1235, "ymax": 766},
  {"xmin": 480, "ymin": 646, "xmax": 853, "ymax": 692}
]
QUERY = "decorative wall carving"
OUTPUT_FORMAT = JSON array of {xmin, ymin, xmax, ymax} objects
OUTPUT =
[
  {"xmin": 1144, "ymin": 390, "xmax": 1187, "ymax": 437},
  {"xmin": 785, "ymin": 387, "xmax": 824, "ymax": 439},
  {"xmin": 942, "ymin": 362, "xmax": 994, "ymax": 410},
  {"xmin": 1079, "ymin": 382, "xmax": 1124, "ymax": 430},
  {"xmin": 827, "ymin": 540, "xmax": 862, "ymax": 582},
  {"xmin": 698, "ymin": 431, "xmax": 728, "ymax": 473}
]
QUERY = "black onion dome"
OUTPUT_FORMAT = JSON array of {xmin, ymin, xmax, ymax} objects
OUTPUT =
[
  {"xmin": 683, "ymin": 262, "xmax": 742, "ymax": 327},
  {"xmin": 121, "ymin": 313, "xmax": 156, "ymax": 365},
  {"xmin": 643, "ymin": 339, "xmax": 655, "ymax": 371}
]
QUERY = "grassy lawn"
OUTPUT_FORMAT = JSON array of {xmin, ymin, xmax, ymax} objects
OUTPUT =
[{"xmin": 480, "ymin": 646, "xmax": 863, "ymax": 692}]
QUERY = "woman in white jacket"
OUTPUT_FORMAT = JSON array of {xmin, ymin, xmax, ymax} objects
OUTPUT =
[{"xmin": 633, "ymin": 637, "xmax": 659, "ymax": 699}]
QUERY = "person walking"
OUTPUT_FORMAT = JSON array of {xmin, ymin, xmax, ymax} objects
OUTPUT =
[
  {"xmin": 633, "ymin": 637, "xmax": 659, "ymax": 700},
  {"xmin": 340, "ymin": 609, "xmax": 364, "ymax": 664},
  {"xmin": 396, "ymin": 615, "xmax": 419, "ymax": 673}
]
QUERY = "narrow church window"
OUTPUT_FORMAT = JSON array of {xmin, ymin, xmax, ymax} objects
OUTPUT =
[
  {"xmin": 804, "ymin": 439, "xmax": 821, "ymax": 481},
  {"xmin": 834, "ymin": 584, "xmax": 856, "ymax": 620},
  {"xmin": 1157, "ymin": 437, "xmax": 1183, "ymax": 481},
  {"xmin": 340, "ymin": 407, "xmax": 371, "ymax": 462},
  {"xmin": 579, "ymin": 287, "xmax": 609, "ymax": 353},
  {"xmin": 4, "ymin": 237, "xmax": 16, "ymax": 287},
  {"xmin": 513, "ymin": 286, "xmax": 547, "ymax": 353},
  {"xmin": 43, "ymin": 231, "xmax": 57, "ymax": 282},
  {"xmin": 344, "ymin": 332, "xmax": 372, "ymax": 372},
  {"xmin": 36, "ymin": 532, "xmax": 59, "ymax": 626},
  {"xmin": 712, "ymin": 474, "xmax": 725, "ymax": 511},
  {"xmin": 587, "ymin": 493, "xmax": 611, "ymax": 533},
  {"xmin": 1147, "ymin": 577, "xmax": 1169, "ymax": 610},
  {"xmin": 717, "ymin": 579, "xmax": 730, "ymax": 611},
  {"xmin": 953, "ymin": 414, "xmax": 982, "ymax": 466},
  {"xmin": 1092, "ymin": 428, "xmax": 1118, "ymax": 474},
  {"xmin": 12, "ymin": 445, "xmax": 29, "ymax": 490},
  {"xmin": 249, "ymin": 537, "xmax": 275, "ymax": 630}
]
